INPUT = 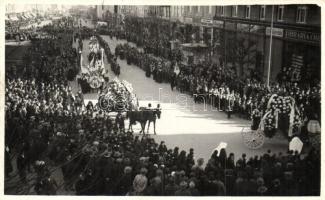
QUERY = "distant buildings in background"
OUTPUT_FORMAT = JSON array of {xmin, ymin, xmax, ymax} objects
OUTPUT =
[
  {"xmin": 96, "ymin": 5, "xmax": 320, "ymax": 82},
  {"xmin": 6, "ymin": 4, "xmax": 71, "ymax": 14}
]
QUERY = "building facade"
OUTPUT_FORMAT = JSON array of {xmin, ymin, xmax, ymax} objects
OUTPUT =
[
  {"xmin": 147, "ymin": 5, "xmax": 320, "ymax": 82},
  {"xmin": 96, "ymin": 5, "xmax": 115, "ymax": 20},
  {"xmin": 214, "ymin": 5, "xmax": 321, "ymax": 82}
]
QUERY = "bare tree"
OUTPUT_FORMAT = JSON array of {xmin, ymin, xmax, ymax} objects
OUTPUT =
[{"xmin": 226, "ymin": 36, "xmax": 257, "ymax": 77}]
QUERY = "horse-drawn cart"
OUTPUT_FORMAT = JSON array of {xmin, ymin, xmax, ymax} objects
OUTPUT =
[{"xmin": 241, "ymin": 94, "xmax": 304, "ymax": 149}]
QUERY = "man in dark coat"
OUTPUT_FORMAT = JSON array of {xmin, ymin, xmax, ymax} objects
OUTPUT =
[
  {"xmin": 16, "ymin": 151, "xmax": 27, "ymax": 182},
  {"xmin": 175, "ymin": 181, "xmax": 191, "ymax": 196},
  {"xmin": 114, "ymin": 166, "xmax": 133, "ymax": 195},
  {"xmin": 75, "ymin": 173, "xmax": 88, "ymax": 195},
  {"xmin": 5, "ymin": 146, "xmax": 13, "ymax": 178}
]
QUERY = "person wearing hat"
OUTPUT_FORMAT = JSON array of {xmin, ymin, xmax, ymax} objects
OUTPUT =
[
  {"xmin": 114, "ymin": 166, "xmax": 133, "ymax": 195},
  {"xmin": 144, "ymin": 176, "xmax": 162, "ymax": 196},
  {"xmin": 175, "ymin": 180, "xmax": 191, "ymax": 196},
  {"xmin": 189, "ymin": 180, "xmax": 200, "ymax": 196},
  {"xmin": 16, "ymin": 150, "xmax": 27, "ymax": 182}
]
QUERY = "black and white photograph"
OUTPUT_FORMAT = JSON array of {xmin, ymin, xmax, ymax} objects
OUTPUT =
[{"xmin": 3, "ymin": 1, "xmax": 323, "ymax": 197}]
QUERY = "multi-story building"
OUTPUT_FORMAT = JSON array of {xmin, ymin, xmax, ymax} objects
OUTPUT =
[
  {"xmin": 119, "ymin": 6, "xmax": 149, "ymax": 17},
  {"xmin": 182, "ymin": 6, "xmax": 216, "ymax": 44},
  {"xmin": 96, "ymin": 5, "xmax": 115, "ymax": 20},
  {"xmin": 213, "ymin": 5, "xmax": 321, "ymax": 82}
]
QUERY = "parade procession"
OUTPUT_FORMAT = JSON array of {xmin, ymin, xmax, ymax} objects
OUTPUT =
[{"xmin": 4, "ymin": 3, "xmax": 322, "ymax": 197}]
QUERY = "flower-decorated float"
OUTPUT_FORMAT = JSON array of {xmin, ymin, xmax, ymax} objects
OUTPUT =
[
  {"xmin": 242, "ymin": 94, "xmax": 303, "ymax": 149},
  {"xmin": 78, "ymin": 36, "xmax": 106, "ymax": 93},
  {"xmin": 98, "ymin": 77, "xmax": 138, "ymax": 112}
]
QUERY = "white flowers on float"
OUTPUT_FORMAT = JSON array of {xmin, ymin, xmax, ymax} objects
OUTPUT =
[
  {"xmin": 260, "ymin": 94, "xmax": 302, "ymax": 137},
  {"xmin": 98, "ymin": 78, "xmax": 137, "ymax": 111}
]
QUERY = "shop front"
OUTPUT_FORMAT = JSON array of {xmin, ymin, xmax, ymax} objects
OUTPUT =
[
  {"xmin": 211, "ymin": 20, "xmax": 224, "ymax": 64},
  {"xmin": 282, "ymin": 29, "xmax": 321, "ymax": 85}
]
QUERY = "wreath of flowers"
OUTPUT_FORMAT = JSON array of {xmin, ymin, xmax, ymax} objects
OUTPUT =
[
  {"xmin": 99, "ymin": 78, "xmax": 136, "ymax": 111},
  {"xmin": 261, "ymin": 94, "xmax": 302, "ymax": 136}
]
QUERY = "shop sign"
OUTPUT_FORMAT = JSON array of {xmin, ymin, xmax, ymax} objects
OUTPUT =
[
  {"xmin": 285, "ymin": 29, "xmax": 320, "ymax": 43},
  {"xmin": 201, "ymin": 19, "xmax": 213, "ymax": 24},
  {"xmin": 237, "ymin": 23, "xmax": 249, "ymax": 32},
  {"xmin": 184, "ymin": 17, "xmax": 193, "ymax": 24},
  {"xmin": 225, "ymin": 22, "xmax": 236, "ymax": 30},
  {"xmin": 213, "ymin": 20, "xmax": 224, "ymax": 28},
  {"xmin": 266, "ymin": 27, "xmax": 283, "ymax": 37},
  {"xmin": 201, "ymin": 19, "xmax": 213, "ymax": 27}
]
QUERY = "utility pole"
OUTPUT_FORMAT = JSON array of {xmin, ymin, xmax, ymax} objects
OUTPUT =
[{"xmin": 267, "ymin": 5, "xmax": 274, "ymax": 88}]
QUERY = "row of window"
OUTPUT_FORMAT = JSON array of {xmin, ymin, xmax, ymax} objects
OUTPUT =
[
  {"xmin": 144, "ymin": 5, "xmax": 308, "ymax": 24},
  {"xmin": 220, "ymin": 5, "xmax": 307, "ymax": 23}
]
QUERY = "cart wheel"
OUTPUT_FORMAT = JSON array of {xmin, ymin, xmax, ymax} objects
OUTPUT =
[{"xmin": 242, "ymin": 127, "xmax": 265, "ymax": 149}]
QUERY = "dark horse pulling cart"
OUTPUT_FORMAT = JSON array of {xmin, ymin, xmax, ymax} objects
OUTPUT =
[{"xmin": 126, "ymin": 107, "xmax": 161, "ymax": 135}]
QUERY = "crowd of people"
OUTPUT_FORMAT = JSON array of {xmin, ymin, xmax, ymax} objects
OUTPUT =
[
  {"xmin": 115, "ymin": 43, "xmax": 173, "ymax": 83},
  {"xmin": 5, "ymin": 75, "xmax": 321, "ymax": 195},
  {"xmin": 109, "ymin": 18, "xmax": 321, "ymax": 138},
  {"xmin": 4, "ymin": 16, "xmax": 321, "ymax": 196}
]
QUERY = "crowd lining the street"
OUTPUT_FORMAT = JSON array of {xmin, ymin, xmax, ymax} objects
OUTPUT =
[
  {"xmin": 110, "ymin": 17, "xmax": 321, "ymax": 137},
  {"xmin": 4, "ymin": 17, "xmax": 321, "ymax": 196}
]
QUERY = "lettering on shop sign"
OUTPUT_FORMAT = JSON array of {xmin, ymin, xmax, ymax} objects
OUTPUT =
[
  {"xmin": 285, "ymin": 30, "xmax": 320, "ymax": 43},
  {"xmin": 201, "ymin": 19, "xmax": 213, "ymax": 24},
  {"xmin": 201, "ymin": 19, "xmax": 213, "ymax": 27},
  {"xmin": 266, "ymin": 27, "xmax": 284, "ymax": 37}
]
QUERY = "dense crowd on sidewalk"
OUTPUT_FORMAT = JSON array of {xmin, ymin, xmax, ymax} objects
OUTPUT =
[{"xmin": 4, "ymin": 17, "xmax": 321, "ymax": 196}]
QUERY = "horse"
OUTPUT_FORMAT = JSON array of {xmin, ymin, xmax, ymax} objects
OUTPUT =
[
  {"xmin": 126, "ymin": 110, "xmax": 148, "ymax": 134},
  {"xmin": 126, "ymin": 109, "xmax": 160, "ymax": 135}
]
